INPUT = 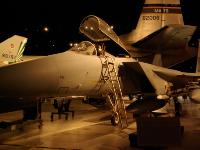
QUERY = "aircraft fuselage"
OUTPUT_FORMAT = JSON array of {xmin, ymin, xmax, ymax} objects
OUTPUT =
[{"xmin": 0, "ymin": 50, "xmax": 103, "ymax": 98}]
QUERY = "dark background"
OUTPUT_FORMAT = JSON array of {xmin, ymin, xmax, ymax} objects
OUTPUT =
[{"xmin": 0, "ymin": 0, "xmax": 199, "ymax": 55}]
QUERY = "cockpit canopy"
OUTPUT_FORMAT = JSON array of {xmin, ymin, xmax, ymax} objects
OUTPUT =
[
  {"xmin": 79, "ymin": 16, "xmax": 110, "ymax": 42},
  {"xmin": 70, "ymin": 41, "xmax": 97, "ymax": 55},
  {"xmin": 79, "ymin": 15, "xmax": 129, "ymax": 53}
]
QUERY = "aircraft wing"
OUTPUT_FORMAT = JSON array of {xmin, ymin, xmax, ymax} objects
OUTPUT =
[
  {"xmin": 123, "ymin": 25, "xmax": 197, "ymax": 67},
  {"xmin": 123, "ymin": 61, "xmax": 200, "ymax": 95},
  {"xmin": 153, "ymin": 69, "xmax": 200, "ymax": 89},
  {"xmin": 131, "ymin": 25, "xmax": 196, "ymax": 51}
]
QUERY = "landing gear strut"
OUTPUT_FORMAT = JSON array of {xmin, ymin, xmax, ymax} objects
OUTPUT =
[
  {"xmin": 174, "ymin": 97, "xmax": 182, "ymax": 117},
  {"xmin": 111, "ymin": 112, "xmax": 119, "ymax": 126}
]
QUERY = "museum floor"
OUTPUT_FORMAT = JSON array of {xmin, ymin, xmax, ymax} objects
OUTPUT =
[{"xmin": 0, "ymin": 99, "xmax": 200, "ymax": 150}]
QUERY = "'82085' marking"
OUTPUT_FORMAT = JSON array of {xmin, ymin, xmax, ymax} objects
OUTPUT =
[{"xmin": 143, "ymin": 16, "xmax": 160, "ymax": 20}]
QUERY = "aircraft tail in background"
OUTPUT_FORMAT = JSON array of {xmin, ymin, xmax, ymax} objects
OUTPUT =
[
  {"xmin": 0, "ymin": 35, "xmax": 27, "ymax": 64},
  {"xmin": 120, "ymin": 0, "xmax": 183, "ymax": 44}
]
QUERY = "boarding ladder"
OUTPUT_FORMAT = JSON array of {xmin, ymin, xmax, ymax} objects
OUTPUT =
[{"xmin": 100, "ymin": 55, "xmax": 128, "ymax": 129}]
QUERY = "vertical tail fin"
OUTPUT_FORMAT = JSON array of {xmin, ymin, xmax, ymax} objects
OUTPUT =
[
  {"xmin": 0, "ymin": 35, "xmax": 27, "ymax": 64},
  {"xmin": 120, "ymin": 0, "xmax": 183, "ymax": 44}
]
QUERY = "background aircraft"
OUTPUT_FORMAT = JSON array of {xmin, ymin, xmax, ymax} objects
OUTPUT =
[
  {"xmin": 119, "ymin": 0, "xmax": 198, "ymax": 69},
  {"xmin": 0, "ymin": 35, "xmax": 27, "ymax": 65},
  {"xmin": 0, "ymin": 35, "xmax": 44, "ymax": 121},
  {"xmin": 121, "ymin": 0, "xmax": 184, "ymax": 43}
]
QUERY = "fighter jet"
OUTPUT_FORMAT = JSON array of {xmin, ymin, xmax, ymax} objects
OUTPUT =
[
  {"xmin": 0, "ymin": 1, "xmax": 199, "ymax": 122},
  {"xmin": 0, "ymin": 16, "xmax": 139, "ymax": 127},
  {"xmin": 0, "ymin": 35, "xmax": 27, "ymax": 66},
  {"xmin": 0, "ymin": 15, "xmax": 199, "ymax": 128},
  {"xmin": 0, "ymin": 1, "xmax": 198, "ymax": 121},
  {"xmin": 120, "ymin": 0, "xmax": 198, "ymax": 68}
]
